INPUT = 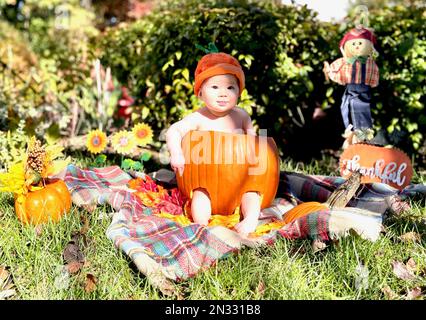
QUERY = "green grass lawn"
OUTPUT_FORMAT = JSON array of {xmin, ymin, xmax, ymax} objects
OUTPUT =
[{"xmin": 1, "ymin": 157, "xmax": 425, "ymax": 300}]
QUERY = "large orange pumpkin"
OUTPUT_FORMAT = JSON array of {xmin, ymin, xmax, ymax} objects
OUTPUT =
[
  {"xmin": 15, "ymin": 179, "xmax": 72, "ymax": 225},
  {"xmin": 176, "ymin": 130, "xmax": 280, "ymax": 215}
]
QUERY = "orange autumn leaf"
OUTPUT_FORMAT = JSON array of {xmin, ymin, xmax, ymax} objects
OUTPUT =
[{"xmin": 84, "ymin": 273, "xmax": 98, "ymax": 293}]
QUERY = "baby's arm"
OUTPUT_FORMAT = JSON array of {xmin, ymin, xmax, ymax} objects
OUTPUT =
[
  {"xmin": 240, "ymin": 108, "xmax": 256, "ymax": 135},
  {"xmin": 166, "ymin": 114, "xmax": 198, "ymax": 176}
]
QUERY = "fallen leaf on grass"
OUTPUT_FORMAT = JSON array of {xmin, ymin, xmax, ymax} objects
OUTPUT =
[
  {"xmin": 312, "ymin": 239, "xmax": 327, "ymax": 253},
  {"xmin": 62, "ymin": 215, "xmax": 92, "ymax": 275},
  {"xmin": 80, "ymin": 214, "xmax": 90, "ymax": 235},
  {"xmin": 392, "ymin": 260, "xmax": 416, "ymax": 281},
  {"xmin": 0, "ymin": 267, "xmax": 8, "ymax": 282},
  {"xmin": 256, "ymin": 280, "xmax": 266, "ymax": 297},
  {"xmin": 405, "ymin": 258, "xmax": 417, "ymax": 274},
  {"xmin": 381, "ymin": 285, "xmax": 398, "ymax": 300},
  {"xmin": 82, "ymin": 203, "xmax": 97, "ymax": 213},
  {"xmin": 0, "ymin": 266, "xmax": 16, "ymax": 300},
  {"xmin": 398, "ymin": 232, "xmax": 421, "ymax": 243},
  {"xmin": 65, "ymin": 261, "xmax": 83, "ymax": 274},
  {"xmin": 406, "ymin": 287, "xmax": 423, "ymax": 300},
  {"xmin": 149, "ymin": 273, "xmax": 181, "ymax": 298},
  {"xmin": 63, "ymin": 237, "xmax": 85, "ymax": 265},
  {"xmin": 84, "ymin": 273, "xmax": 97, "ymax": 293},
  {"xmin": 0, "ymin": 289, "xmax": 16, "ymax": 300},
  {"xmin": 386, "ymin": 195, "xmax": 411, "ymax": 215},
  {"xmin": 35, "ymin": 225, "xmax": 43, "ymax": 237},
  {"xmin": 63, "ymin": 232, "xmax": 86, "ymax": 275}
]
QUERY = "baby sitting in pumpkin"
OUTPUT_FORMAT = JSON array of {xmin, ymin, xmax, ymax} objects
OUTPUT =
[{"xmin": 166, "ymin": 52, "xmax": 262, "ymax": 236}]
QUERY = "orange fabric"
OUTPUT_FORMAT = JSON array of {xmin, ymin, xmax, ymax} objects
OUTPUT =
[{"xmin": 194, "ymin": 52, "xmax": 245, "ymax": 96}]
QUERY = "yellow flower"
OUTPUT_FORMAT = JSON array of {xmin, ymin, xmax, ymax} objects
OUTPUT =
[
  {"xmin": 45, "ymin": 144, "xmax": 65, "ymax": 161},
  {"xmin": 132, "ymin": 123, "xmax": 153, "ymax": 146},
  {"xmin": 42, "ymin": 143, "xmax": 70, "ymax": 178},
  {"xmin": 111, "ymin": 130, "xmax": 136, "ymax": 155},
  {"xmin": 86, "ymin": 129, "xmax": 108, "ymax": 154},
  {"xmin": 0, "ymin": 161, "xmax": 27, "ymax": 196},
  {"xmin": 43, "ymin": 158, "xmax": 71, "ymax": 178},
  {"xmin": 27, "ymin": 136, "xmax": 38, "ymax": 151}
]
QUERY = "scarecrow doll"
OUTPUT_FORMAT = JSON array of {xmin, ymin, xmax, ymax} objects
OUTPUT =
[{"xmin": 323, "ymin": 27, "xmax": 379, "ymax": 147}]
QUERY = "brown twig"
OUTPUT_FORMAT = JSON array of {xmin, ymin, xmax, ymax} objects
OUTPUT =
[{"xmin": 325, "ymin": 171, "xmax": 362, "ymax": 209}]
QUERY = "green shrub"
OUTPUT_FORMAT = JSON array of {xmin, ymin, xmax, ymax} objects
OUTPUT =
[
  {"xmin": 97, "ymin": 0, "xmax": 337, "ymax": 152},
  {"xmin": 1, "ymin": 0, "xmax": 424, "ymax": 167},
  {"xmin": 321, "ymin": 3, "xmax": 426, "ymax": 166},
  {"xmin": 97, "ymin": 0, "xmax": 426, "ymax": 167},
  {"xmin": 368, "ymin": 4, "xmax": 426, "ymax": 155},
  {"xmin": 0, "ymin": 0, "xmax": 103, "ymax": 138}
]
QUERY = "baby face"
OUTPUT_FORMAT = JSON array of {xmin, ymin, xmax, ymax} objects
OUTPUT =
[
  {"xmin": 344, "ymin": 38, "xmax": 373, "ymax": 57},
  {"xmin": 199, "ymin": 74, "xmax": 239, "ymax": 117}
]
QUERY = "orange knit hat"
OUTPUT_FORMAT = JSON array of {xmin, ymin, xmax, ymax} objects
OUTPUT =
[{"xmin": 194, "ymin": 52, "xmax": 245, "ymax": 97}]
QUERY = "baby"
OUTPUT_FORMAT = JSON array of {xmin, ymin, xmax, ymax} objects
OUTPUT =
[{"xmin": 166, "ymin": 52, "xmax": 260, "ymax": 236}]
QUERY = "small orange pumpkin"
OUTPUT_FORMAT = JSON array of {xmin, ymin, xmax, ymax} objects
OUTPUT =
[
  {"xmin": 283, "ymin": 202, "xmax": 328, "ymax": 224},
  {"xmin": 15, "ymin": 179, "xmax": 72, "ymax": 225},
  {"xmin": 176, "ymin": 130, "xmax": 280, "ymax": 215}
]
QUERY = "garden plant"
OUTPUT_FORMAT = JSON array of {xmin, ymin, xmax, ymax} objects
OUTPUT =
[{"xmin": 0, "ymin": 0, "xmax": 425, "ymax": 301}]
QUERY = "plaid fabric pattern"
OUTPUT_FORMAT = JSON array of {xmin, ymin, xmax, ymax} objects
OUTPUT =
[
  {"xmin": 64, "ymin": 165, "xmax": 425, "ymax": 283},
  {"xmin": 329, "ymin": 57, "xmax": 379, "ymax": 87}
]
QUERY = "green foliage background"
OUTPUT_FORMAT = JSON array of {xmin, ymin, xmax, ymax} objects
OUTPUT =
[
  {"xmin": 97, "ymin": 0, "xmax": 425, "ymax": 165},
  {"xmin": 98, "ymin": 0, "xmax": 339, "ymax": 155},
  {"xmin": 368, "ymin": 4, "xmax": 426, "ymax": 152},
  {"xmin": 1, "ymin": 0, "xmax": 425, "ymax": 167}
]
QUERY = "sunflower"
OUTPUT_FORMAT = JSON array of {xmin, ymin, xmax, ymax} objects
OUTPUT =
[
  {"xmin": 0, "ymin": 161, "xmax": 27, "ymax": 196},
  {"xmin": 86, "ymin": 129, "xmax": 108, "ymax": 154},
  {"xmin": 132, "ymin": 123, "xmax": 153, "ymax": 146},
  {"xmin": 111, "ymin": 130, "xmax": 136, "ymax": 155}
]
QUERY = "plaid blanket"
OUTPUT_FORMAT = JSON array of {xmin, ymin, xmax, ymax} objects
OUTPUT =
[{"xmin": 64, "ymin": 164, "xmax": 425, "ymax": 286}]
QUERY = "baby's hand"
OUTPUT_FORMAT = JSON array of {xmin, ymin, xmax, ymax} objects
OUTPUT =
[{"xmin": 170, "ymin": 152, "xmax": 185, "ymax": 177}]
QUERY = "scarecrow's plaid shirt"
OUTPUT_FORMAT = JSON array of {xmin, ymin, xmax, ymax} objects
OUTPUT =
[{"xmin": 328, "ymin": 57, "xmax": 379, "ymax": 87}]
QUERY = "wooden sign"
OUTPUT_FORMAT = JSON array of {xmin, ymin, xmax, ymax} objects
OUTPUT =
[{"xmin": 339, "ymin": 143, "xmax": 413, "ymax": 190}]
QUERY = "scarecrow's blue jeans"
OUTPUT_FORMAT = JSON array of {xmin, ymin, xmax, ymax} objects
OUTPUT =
[{"xmin": 340, "ymin": 83, "xmax": 374, "ymax": 130}]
